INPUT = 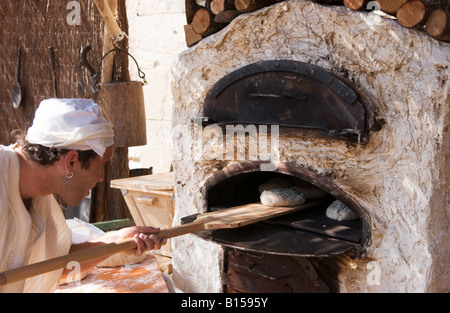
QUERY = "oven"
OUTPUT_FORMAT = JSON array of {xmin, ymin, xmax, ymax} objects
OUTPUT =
[{"xmin": 170, "ymin": 0, "xmax": 449, "ymax": 293}]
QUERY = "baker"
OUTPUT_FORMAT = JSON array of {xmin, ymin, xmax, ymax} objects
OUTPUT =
[{"xmin": 0, "ymin": 98, "xmax": 166, "ymax": 292}]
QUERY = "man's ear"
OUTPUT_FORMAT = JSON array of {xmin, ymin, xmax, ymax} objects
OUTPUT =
[{"xmin": 64, "ymin": 150, "xmax": 79, "ymax": 173}]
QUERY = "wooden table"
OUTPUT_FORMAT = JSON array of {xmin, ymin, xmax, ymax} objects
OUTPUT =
[{"xmin": 55, "ymin": 253, "xmax": 169, "ymax": 293}]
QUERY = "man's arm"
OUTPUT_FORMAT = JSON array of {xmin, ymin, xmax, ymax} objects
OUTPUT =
[{"xmin": 60, "ymin": 226, "xmax": 165, "ymax": 280}]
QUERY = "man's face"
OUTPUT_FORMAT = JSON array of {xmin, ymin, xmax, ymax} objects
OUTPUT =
[{"xmin": 59, "ymin": 146, "xmax": 114, "ymax": 206}]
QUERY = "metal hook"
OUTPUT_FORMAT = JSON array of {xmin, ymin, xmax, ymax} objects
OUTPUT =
[
  {"xmin": 95, "ymin": 47, "xmax": 147, "ymax": 86},
  {"xmin": 78, "ymin": 44, "xmax": 99, "ymax": 93}
]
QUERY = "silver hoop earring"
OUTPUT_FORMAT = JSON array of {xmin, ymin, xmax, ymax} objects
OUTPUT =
[{"xmin": 65, "ymin": 171, "xmax": 73, "ymax": 179}]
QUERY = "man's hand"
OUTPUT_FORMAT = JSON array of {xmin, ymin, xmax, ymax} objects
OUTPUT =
[
  {"xmin": 64, "ymin": 226, "xmax": 167, "ymax": 280},
  {"xmin": 92, "ymin": 225, "xmax": 167, "ymax": 256},
  {"xmin": 116, "ymin": 226, "xmax": 167, "ymax": 255}
]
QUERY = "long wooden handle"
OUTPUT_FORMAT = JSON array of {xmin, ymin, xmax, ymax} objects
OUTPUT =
[
  {"xmin": 155, "ymin": 221, "xmax": 206, "ymax": 240},
  {"xmin": 0, "ymin": 221, "xmax": 206, "ymax": 287},
  {"xmin": 92, "ymin": 0, "xmax": 125, "ymax": 41},
  {"xmin": 0, "ymin": 200, "xmax": 320, "ymax": 286},
  {"xmin": 0, "ymin": 238, "xmax": 136, "ymax": 287}
]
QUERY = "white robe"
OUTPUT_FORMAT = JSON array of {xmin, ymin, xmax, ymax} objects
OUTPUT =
[{"xmin": 0, "ymin": 145, "xmax": 72, "ymax": 293}]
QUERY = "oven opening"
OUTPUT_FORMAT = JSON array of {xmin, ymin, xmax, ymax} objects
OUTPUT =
[
  {"xmin": 183, "ymin": 167, "xmax": 371, "ymax": 293},
  {"xmin": 208, "ymin": 171, "xmax": 331, "ymax": 210},
  {"xmin": 205, "ymin": 171, "xmax": 363, "ymax": 250},
  {"xmin": 184, "ymin": 163, "xmax": 371, "ymax": 261}
]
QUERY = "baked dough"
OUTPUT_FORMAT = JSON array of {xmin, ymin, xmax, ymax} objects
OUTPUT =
[
  {"xmin": 96, "ymin": 252, "xmax": 146, "ymax": 268},
  {"xmin": 59, "ymin": 253, "xmax": 146, "ymax": 285},
  {"xmin": 258, "ymin": 177, "xmax": 293, "ymax": 193},
  {"xmin": 325, "ymin": 200, "xmax": 359, "ymax": 221},
  {"xmin": 258, "ymin": 178, "xmax": 327, "ymax": 199},
  {"xmin": 260, "ymin": 188, "xmax": 306, "ymax": 207}
]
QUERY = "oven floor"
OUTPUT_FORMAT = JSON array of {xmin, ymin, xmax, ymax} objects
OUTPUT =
[{"xmin": 190, "ymin": 202, "xmax": 361, "ymax": 257}]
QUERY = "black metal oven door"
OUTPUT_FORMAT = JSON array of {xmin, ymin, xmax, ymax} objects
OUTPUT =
[{"xmin": 203, "ymin": 60, "xmax": 374, "ymax": 144}]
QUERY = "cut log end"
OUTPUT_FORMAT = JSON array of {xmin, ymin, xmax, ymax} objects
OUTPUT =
[
  {"xmin": 185, "ymin": 0, "xmax": 201, "ymax": 24},
  {"xmin": 343, "ymin": 0, "xmax": 369, "ymax": 11},
  {"xmin": 378, "ymin": 0, "xmax": 408, "ymax": 15},
  {"xmin": 184, "ymin": 24, "xmax": 202, "ymax": 47},
  {"xmin": 211, "ymin": 0, "xmax": 236, "ymax": 15},
  {"xmin": 397, "ymin": 0, "xmax": 428, "ymax": 28},
  {"xmin": 426, "ymin": 10, "xmax": 450, "ymax": 42},
  {"xmin": 235, "ymin": 0, "xmax": 276, "ymax": 13},
  {"xmin": 235, "ymin": 0, "xmax": 253, "ymax": 12},
  {"xmin": 192, "ymin": 8, "xmax": 213, "ymax": 34},
  {"xmin": 191, "ymin": 6, "xmax": 224, "ymax": 37}
]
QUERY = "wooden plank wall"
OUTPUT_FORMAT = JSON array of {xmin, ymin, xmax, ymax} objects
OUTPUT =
[
  {"xmin": 0, "ymin": 0, "xmax": 131, "ymax": 222},
  {"xmin": 0, "ymin": 0, "xmax": 104, "ymax": 144}
]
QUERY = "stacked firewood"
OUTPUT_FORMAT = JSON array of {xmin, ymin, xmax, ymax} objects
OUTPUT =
[
  {"xmin": 183, "ymin": 0, "xmax": 450, "ymax": 47},
  {"xmin": 184, "ymin": 0, "xmax": 283, "ymax": 47},
  {"xmin": 345, "ymin": 0, "xmax": 450, "ymax": 42}
]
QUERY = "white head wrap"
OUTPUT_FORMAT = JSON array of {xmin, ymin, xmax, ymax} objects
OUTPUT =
[{"xmin": 26, "ymin": 98, "xmax": 114, "ymax": 157}]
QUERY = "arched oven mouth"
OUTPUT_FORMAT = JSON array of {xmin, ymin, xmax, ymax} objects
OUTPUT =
[{"xmin": 182, "ymin": 161, "xmax": 371, "ymax": 259}]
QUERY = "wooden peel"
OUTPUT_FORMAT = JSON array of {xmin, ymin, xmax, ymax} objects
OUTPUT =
[{"xmin": 0, "ymin": 201, "xmax": 320, "ymax": 287}]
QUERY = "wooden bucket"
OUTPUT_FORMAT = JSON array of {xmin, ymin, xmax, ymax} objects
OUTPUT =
[
  {"xmin": 97, "ymin": 48, "xmax": 147, "ymax": 147},
  {"xmin": 99, "ymin": 81, "xmax": 146, "ymax": 147}
]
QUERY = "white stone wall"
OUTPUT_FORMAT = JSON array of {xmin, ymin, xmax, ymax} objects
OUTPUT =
[
  {"xmin": 171, "ymin": 0, "xmax": 450, "ymax": 292},
  {"xmin": 126, "ymin": 0, "xmax": 186, "ymax": 173}
]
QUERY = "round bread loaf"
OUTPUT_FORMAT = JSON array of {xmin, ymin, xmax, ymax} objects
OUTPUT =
[
  {"xmin": 325, "ymin": 200, "xmax": 359, "ymax": 221},
  {"xmin": 258, "ymin": 177, "xmax": 293, "ymax": 193},
  {"xmin": 97, "ymin": 252, "xmax": 146, "ymax": 268},
  {"xmin": 260, "ymin": 187, "xmax": 306, "ymax": 206}
]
